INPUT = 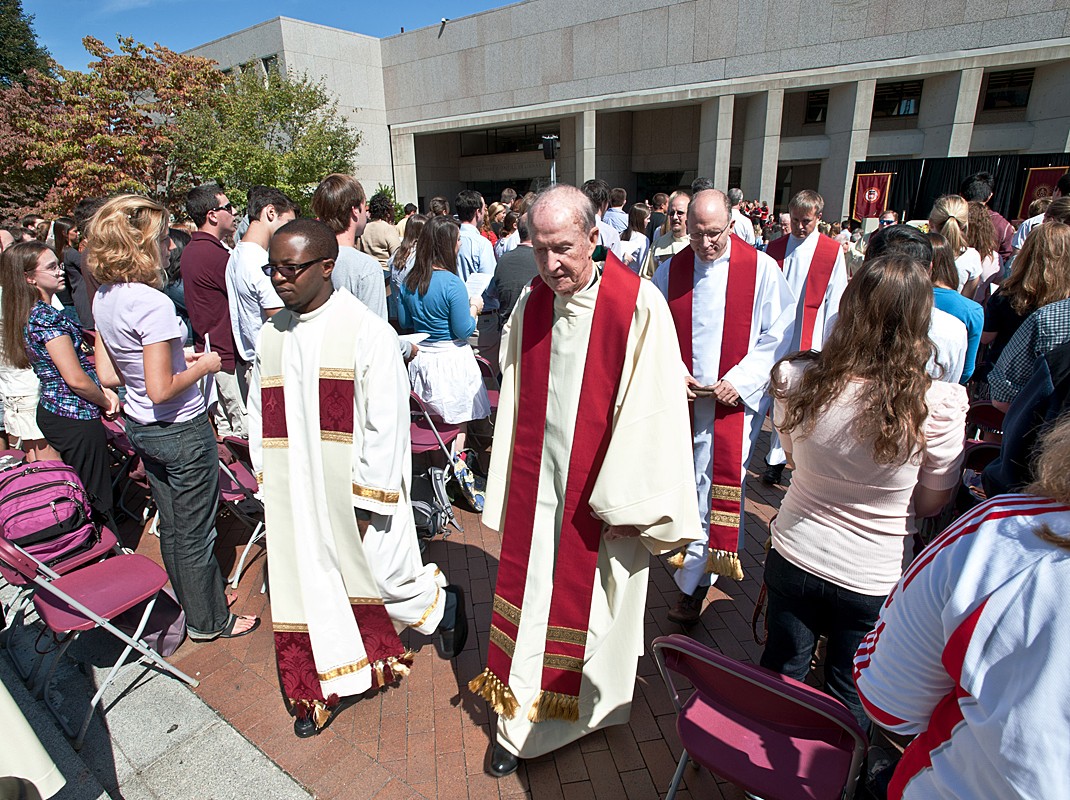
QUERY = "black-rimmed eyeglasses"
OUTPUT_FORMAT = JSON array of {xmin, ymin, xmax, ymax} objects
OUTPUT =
[
  {"xmin": 261, "ymin": 257, "xmax": 327, "ymax": 280},
  {"xmin": 210, "ymin": 203, "xmax": 236, "ymax": 215}
]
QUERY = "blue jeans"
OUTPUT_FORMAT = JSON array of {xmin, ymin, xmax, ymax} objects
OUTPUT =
[
  {"xmin": 759, "ymin": 548, "xmax": 884, "ymax": 733},
  {"xmin": 124, "ymin": 413, "xmax": 229, "ymax": 637}
]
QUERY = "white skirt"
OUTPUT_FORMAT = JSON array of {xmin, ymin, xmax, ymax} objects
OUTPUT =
[{"xmin": 409, "ymin": 340, "xmax": 491, "ymax": 424}]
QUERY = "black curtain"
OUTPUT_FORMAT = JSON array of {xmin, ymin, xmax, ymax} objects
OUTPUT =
[
  {"xmin": 851, "ymin": 159, "xmax": 923, "ymax": 221},
  {"xmin": 851, "ymin": 154, "xmax": 1070, "ymax": 223}
]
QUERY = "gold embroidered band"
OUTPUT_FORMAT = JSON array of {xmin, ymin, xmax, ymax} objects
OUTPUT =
[
  {"xmin": 490, "ymin": 625, "xmax": 516, "ymax": 657},
  {"xmin": 348, "ymin": 597, "xmax": 386, "ymax": 606},
  {"xmin": 412, "ymin": 587, "xmax": 441, "ymax": 630},
  {"xmin": 543, "ymin": 653, "xmax": 584, "ymax": 672},
  {"xmin": 261, "ymin": 375, "xmax": 284, "ymax": 388},
  {"xmin": 352, "ymin": 484, "xmax": 400, "ymax": 504},
  {"xmin": 321, "ymin": 431, "xmax": 353, "ymax": 444},
  {"xmin": 272, "ymin": 621, "xmax": 309, "ymax": 632},
  {"xmin": 546, "ymin": 626, "xmax": 587, "ymax": 647},
  {"xmin": 493, "ymin": 595, "xmax": 522, "ymax": 627},
  {"xmin": 710, "ymin": 483, "xmax": 743, "ymax": 501},
  {"xmin": 320, "ymin": 367, "xmax": 355, "ymax": 381},
  {"xmin": 262, "ymin": 438, "xmax": 288, "ymax": 449},
  {"xmin": 710, "ymin": 510, "xmax": 741, "ymax": 528},
  {"xmin": 318, "ymin": 657, "xmax": 370, "ymax": 682}
]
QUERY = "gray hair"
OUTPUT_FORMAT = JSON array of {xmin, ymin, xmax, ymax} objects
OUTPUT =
[
  {"xmin": 529, "ymin": 184, "xmax": 596, "ymax": 235},
  {"xmin": 727, "ymin": 187, "xmax": 744, "ymax": 207}
]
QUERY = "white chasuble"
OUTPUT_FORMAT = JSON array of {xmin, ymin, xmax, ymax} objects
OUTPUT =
[
  {"xmin": 249, "ymin": 289, "xmax": 446, "ymax": 714},
  {"xmin": 482, "ymin": 272, "xmax": 702, "ymax": 758},
  {"xmin": 653, "ymin": 241, "xmax": 796, "ymax": 594}
]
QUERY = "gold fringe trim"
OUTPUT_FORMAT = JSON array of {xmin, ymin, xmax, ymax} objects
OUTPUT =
[
  {"xmin": 371, "ymin": 650, "xmax": 416, "ymax": 688},
  {"xmin": 667, "ymin": 549, "xmax": 686, "ymax": 570},
  {"xmin": 705, "ymin": 548, "xmax": 744, "ymax": 581},
  {"xmin": 468, "ymin": 668, "xmax": 520, "ymax": 719},
  {"xmin": 527, "ymin": 690, "xmax": 580, "ymax": 723}
]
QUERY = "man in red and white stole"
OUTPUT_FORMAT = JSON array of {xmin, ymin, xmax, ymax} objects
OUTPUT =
[
  {"xmin": 469, "ymin": 185, "xmax": 702, "ymax": 778},
  {"xmin": 760, "ymin": 190, "xmax": 848, "ymax": 486},
  {"xmin": 653, "ymin": 190, "xmax": 795, "ymax": 626},
  {"xmin": 248, "ymin": 219, "xmax": 466, "ymax": 739}
]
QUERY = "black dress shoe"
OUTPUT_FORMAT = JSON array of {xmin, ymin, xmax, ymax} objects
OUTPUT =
[
  {"xmin": 293, "ymin": 716, "xmax": 318, "ymax": 739},
  {"xmin": 436, "ymin": 584, "xmax": 469, "ymax": 659},
  {"xmin": 760, "ymin": 463, "xmax": 785, "ymax": 486},
  {"xmin": 488, "ymin": 742, "xmax": 520, "ymax": 778}
]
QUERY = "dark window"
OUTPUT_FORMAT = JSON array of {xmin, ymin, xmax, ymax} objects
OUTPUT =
[
  {"xmin": 261, "ymin": 54, "xmax": 279, "ymax": 75},
  {"xmin": 804, "ymin": 90, "xmax": 828, "ymax": 124},
  {"xmin": 982, "ymin": 68, "xmax": 1034, "ymax": 111},
  {"xmin": 459, "ymin": 123, "xmax": 561, "ymax": 157},
  {"xmin": 872, "ymin": 81, "xmax": 923, "ymax": 118}
]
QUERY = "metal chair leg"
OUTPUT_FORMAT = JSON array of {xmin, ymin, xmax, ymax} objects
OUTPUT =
[{"xmin": 666, "ymin": 749, "xmax": 690, "ymax": 799}]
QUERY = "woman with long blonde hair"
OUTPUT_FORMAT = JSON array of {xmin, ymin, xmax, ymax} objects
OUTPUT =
[
  {"xmin": 760, "ymin": 253, "xmax": 969, "ymax": 732},
  {"xmin": 90, "ymin": 193, "xmax": 258, "ymax": 642},
  {"xmin": 929, "ymin": 194, "xmax": 982, "ymax": 298}
]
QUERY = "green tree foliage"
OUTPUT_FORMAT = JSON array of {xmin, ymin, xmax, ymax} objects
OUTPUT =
[
  {"xmin": 0, "ymin": 0, "xmax": 53, "ymax": 87},
  {"xmin": 0, "ymin": 35, "xmax": 226, "ymax": 215},
  {"xmin": 177, "ymin": 67, "xmax": 361, "ymax": 210}
]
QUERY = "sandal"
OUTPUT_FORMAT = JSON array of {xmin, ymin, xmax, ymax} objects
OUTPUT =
[{"xmin": 189, "ymin": 614, "xmax": 260, "ymax": 642}]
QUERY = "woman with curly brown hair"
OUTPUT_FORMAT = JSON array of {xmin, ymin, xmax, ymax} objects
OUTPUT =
[
  {"xmin": 981, "ymin": 222, "xmax": 1070, "ymax": 372},
  {"xmin": 759, "ymin": 253, "xmax": 969, "ymax": 732}
]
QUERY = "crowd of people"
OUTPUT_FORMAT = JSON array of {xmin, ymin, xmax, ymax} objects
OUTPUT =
[{"xmin": 1, "ymin": 162, "xmax": 1068, "ymax": 799}]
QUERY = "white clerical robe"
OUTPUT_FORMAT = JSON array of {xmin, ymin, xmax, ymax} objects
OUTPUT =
[
  {"xmin": 484, "ymin": 271, "xmax": 702, "ymax": 758},
  {"xmin": 639, "ymin": 232, "xmax": 690, "ymax": 279},
  {"xmin": 249, "ymin": 290, "xmax": 446, "ymax": 699},
  {"xmin": 765, "ymin": 231, "xmax": 848, "ymax": 466},
  {"xmin": 652, "ymin": 242, "xmax": 796, "ymax": 593}
]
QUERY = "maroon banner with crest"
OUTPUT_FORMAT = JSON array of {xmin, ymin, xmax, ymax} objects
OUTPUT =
[
  {"xmin": 1018, "ymin": 167, "xmax": 1067, "ymax": 220},
  {"xmin": 854, "ymin": 173, "xmax": 892, "ymax": 219}
]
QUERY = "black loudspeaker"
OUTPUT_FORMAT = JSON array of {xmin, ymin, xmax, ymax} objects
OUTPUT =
[{"xmin": 542, "ymin": 135, "xmax": 559, "ymax": 160}]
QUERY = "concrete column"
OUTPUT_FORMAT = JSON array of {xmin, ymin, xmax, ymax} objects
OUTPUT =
[
  {"xmin": 819, "ymin": 80, "xmax": 876, "ymax": 220},
  {"xmin": 698, "ymin": 95, "xmax": 734, "ymax": 189},
  {"xmin": 740, "ymin": 89, "xmax": 783, "ymax": 203},
  {"xmin": 575, "ymin": 110, "xmax": 596, "ymax": 185},
  {"xmin": 919, "ymin": 69, "xmax": 983, "ymax": 157},
  {"xmin": 389, "ymin": 130, "xmax": 418, "ymax": 206}
]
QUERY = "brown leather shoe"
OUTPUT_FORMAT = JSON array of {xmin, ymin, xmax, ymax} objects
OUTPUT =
[{"xmin": 667, "ymin": 590, "xmax": 704, "ymax": 626}]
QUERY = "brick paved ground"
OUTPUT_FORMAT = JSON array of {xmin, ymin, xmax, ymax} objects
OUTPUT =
[{"xmin": 126, "ymin": 427, "xmax": 790, "ymax": 800}]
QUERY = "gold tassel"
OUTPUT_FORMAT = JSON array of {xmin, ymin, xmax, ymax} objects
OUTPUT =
[
  {"xmin": 468, "ymin": 668, "xmax": 520, "ymax": 719},
  {"xmin": 705, "ymin": 548, "xmax": 744, "ymax": 580},
  {"xmin": 667, "ymin": 549, "xmax": 686, "ymax": 570},
  {"xmin": 527, "ymin": 689, "xmax": 580, "ymax": 723},
  {"xmin": 312, "ymin": 700, "xmax": 331, "ymax": 729}
]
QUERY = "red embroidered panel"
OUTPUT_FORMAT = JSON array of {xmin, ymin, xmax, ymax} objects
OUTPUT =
[
  {"xmin": 352, "ymin": 603, "xmax": 405, "ymax": 665},
  {"xmin": 261, "ymin": 386, "xmax": 288, "ymax": 438},
  {"xmin": 273, "ymin": 631, "xmax": 324, "ymax": 704},
  {"xmin": 319, "ymin": 378, "xmax": 354, "ymax": 434}
]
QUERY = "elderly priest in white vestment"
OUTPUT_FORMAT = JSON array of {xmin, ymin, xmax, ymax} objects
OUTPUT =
[
  {"xmin": 249, "ymin": 219, "xmax": 465, "ymax": 740},
  {"xmin": 469, "ymin": 185, "xmax": 702, "ymax": 778},
  {"xmin": 653, "ymin": 190, "xmax": 795, "ymax": 626}
]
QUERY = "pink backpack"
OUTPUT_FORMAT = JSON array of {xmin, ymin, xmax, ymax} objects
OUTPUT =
[{"xmin": 0, "ymin": 460, "xmax": 102, "ymax": 567}]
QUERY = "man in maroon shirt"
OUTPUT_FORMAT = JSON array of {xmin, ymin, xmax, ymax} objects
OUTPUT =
[{"xmin": 181, "ymin": 183, "xmax": 245, "ymax": 436}]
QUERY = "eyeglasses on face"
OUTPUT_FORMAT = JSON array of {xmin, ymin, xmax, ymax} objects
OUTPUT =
[
  {"xmin": 36, "ymin": 263, "xmax": 64, "ymax": 274},
  {"xmin": 688, "ymin": 226, "xmax": 730, "ymax": 243},
  {"xmin": 210, "ymin": 203, "xmax": 236, "ymax": 215},
  {"xmin": 879, "ymin": 219, "xmax": 895, "ymax": 226},
  {"xmin": 262, "ymin": 257, "xmax": 327, "ymax": 280}
]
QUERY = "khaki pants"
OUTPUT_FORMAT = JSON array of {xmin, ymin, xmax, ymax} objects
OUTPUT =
[{"xmin": 212, "ymin": 369, "xmax": 248, "ymax": 438}]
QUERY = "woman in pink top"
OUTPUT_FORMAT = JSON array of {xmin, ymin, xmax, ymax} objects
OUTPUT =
[
  {"xmin": 760, "ymin": 253, "xmax": 968, "ymax": 732},
  {"xmin": 89, "ymin": 194, "xmax": 258, "ymax": 643}
]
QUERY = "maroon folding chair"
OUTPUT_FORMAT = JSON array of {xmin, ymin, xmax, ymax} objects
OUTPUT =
[
  {"xmin": 652, "ymin": 634, "xmax": 868, "ymax": 800},
  {"xmin": 0, "ymin": 537, "xmax": 197, "ymax": 750},
  {"xmin": 218, "ymin": 455, "xmax": 266, "ymax": 590},
  {"xmin": 474, "ymin": 355, "xmax": 500, "ymax": 414},
  {"xmin": 409, "ymin": 392, "xmax": 462, "ymax": 535}
]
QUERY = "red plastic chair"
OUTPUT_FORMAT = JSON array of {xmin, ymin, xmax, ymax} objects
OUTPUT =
[
  {"xmin": 409, "ymin": 392, "xmax": 461, "ymax": 457},
  {"xmin": 652, "ymin": 634, "xmax": 867, "ymax": 800},
  {"xmin": 0, "ymin": 536, "xmax": 198, "ymax": 750}
]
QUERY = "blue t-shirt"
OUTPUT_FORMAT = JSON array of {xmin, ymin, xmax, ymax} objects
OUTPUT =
[
  {"xmin": 396, "ymin": 270, "xmax": 476, "ymax": 343},
  {"xmin": 933, "ymin": 287, "xmax": 983, "ymax": 384}
]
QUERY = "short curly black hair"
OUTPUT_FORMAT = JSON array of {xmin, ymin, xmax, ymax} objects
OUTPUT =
[{"xmin": 368, "ymin": 193, "xmax": 394, "ymax": 222}]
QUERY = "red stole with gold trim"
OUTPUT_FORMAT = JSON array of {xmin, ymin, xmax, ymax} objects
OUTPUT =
[
  {"xmin": 765, "ymin": 232, "xmax": 839, "ymax": 350},
  {"xmin": 469, "ymin": 254, "xmax": 640, "ymax": 723},
  {"xmin": 666, "ymin": 236, "xmax": 756, "ymax": 580}
]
